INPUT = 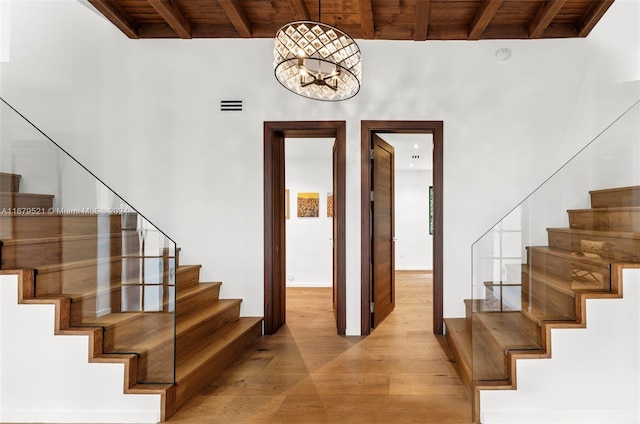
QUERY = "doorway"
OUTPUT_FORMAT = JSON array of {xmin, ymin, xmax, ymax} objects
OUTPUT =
[
  {"xmin": 361, "ymin": 121, "xmax": 444, "ymax": 335},
  {"xmin": 264, "ymin": 121, "xmax": 346, "ymax": 336}
]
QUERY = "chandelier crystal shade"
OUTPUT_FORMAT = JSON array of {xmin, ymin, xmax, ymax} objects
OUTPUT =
[{"xmin": 273, "ymin": 21, "xmax": 362, "ymax": 101}]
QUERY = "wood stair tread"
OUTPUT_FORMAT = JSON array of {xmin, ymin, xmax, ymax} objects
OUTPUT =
[
  {"xmin": 80, "ymin": 311, "xmax": 147, "ymax": 329},
  {"xmin": 528, "ymin": 246, "xmax": 613, "ymax": 266},
  {"xmin": 34, "ymin": 255, "xmax": 130, "ymax": 272},
  {"xmin": 35, "ymin": 255, "xmax": 177, "ymax": 274},
  {"xmin": 177, "ymin": 265, "xmax": 201, "ymax": 273},
  {"xmin": 568, "ymin": 205, "xmax": 640, "ymax": 213},
  {"xmin": 1, "ymin": 232, "xmax": 132, "ymax": 245},
  {"xmin": 547, "ymin": 227, "xmax": 640, "ymax": 239},
  {"xmin": 176, "ymin": 317, "xmax": 262, "ymax": 381},
  {"xmin": 0, "ymin": 191, "xmax": 54, "ymax": 198},
  {"xmin": 465, "ymin": 298, "xmax": 519, "ymax": 313}
]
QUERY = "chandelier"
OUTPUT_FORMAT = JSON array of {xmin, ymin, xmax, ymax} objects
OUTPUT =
[{"xmin": 273, "ymin": 3, "xmax": 362, "ymax": 101}]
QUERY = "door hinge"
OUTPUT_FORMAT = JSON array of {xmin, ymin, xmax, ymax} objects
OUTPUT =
[
  {"xmin": 370, "ymin": 149, "xmax": 374, "ymax": 160},
  {"xmin": 370, "ymin": 191, "xmax": 375, "ymax": 202},
  {"xmin": 370, "ymin": 302, "xmax": 375, "ymax": 313}
]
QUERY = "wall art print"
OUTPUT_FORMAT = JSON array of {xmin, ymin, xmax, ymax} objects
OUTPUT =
[
  {"xmin": 327, "ymin": 192, "xmax": 334, "ymax": 218},
  {"xmin": 297, "ymin": 192, "xmax": 319, "ymax": 218}
]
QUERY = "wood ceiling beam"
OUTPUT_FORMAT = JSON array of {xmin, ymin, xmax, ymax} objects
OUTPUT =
[
  {"xmin": 578, "ymin": 0, "xmax": 615, "ymax": 37},
  {"xmin": 358, "ymin": 0, "xmax": 375, "ymax": 39},
  {"xmin": 468, "ymin": 0, "xmax": 504, "ymax": 40},
  {"xmin": 217, "ymin": 0, "xmax": 252, "ymax": 38},
  {"xmin": 529, "ymin": 0, "xmax": 568, "ymax": 39},
  {"xmin": 147, "ymin": 0, "xmax": 191, "ymax": 39},
  {"xmin": 414, "ymin": 0, "xmax": 431, "ymax": 41},
  {"xmin": 88, "ymin": 0, "xmax": 139, "ymax": 39},
  {"xmin": 287, "ymin": 0, "xmax": 310, "ymax": 20}
]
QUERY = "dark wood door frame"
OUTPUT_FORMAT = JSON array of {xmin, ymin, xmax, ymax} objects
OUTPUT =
[
  {"xmin": 264, "ymin": 121, "xmax": 346, "ymax": 335},
  {"xmin": 361, "ymin": 121, "xmax": 444, "ymax": 335}
]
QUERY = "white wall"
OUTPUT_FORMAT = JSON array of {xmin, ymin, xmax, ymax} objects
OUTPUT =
[
  {"xmin": 0, "ymin": 274, "xmax": 161, "ymax": 423},
  {"xmin": 0, "ymin": 0, "xmax": 638, "ymax": 337},
  {"xmin": 285, "ymin": 139, "xmax": 333, "ymax": 287},
  {"xmin": 395, "ymin": 170, "xmax": 433, "ymax": 270},
  {"xmin": 480, "ymin": 269, "xmax": 640, "ymax": 423}
]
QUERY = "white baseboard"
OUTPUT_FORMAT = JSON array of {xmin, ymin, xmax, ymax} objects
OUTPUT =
[
  {"xmin": 286, "ymin": 282, "xmax": 332, "ymax": 288},
  {"xmin": 482, "ymin": 409, "xmax": 640, "ymax": 423},
  {"xmin": 0, "ymin": 409, "xmax": 161, "ymax": 423},
  {"xmin": 395, "ymin": 266, "xmax": 432, "ymax": 271}
]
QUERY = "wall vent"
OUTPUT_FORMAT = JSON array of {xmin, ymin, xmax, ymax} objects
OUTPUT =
[{"xmin": 220, "ymin": 100, "xmax": 243, "ymax": 112}]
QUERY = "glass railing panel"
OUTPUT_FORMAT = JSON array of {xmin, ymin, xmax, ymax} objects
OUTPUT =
[
  {"xmin": 471, "ymin": 99, "xmax": 640, "ymax": 383},
  {"xmin": 0, "ymin": 98, "xmax": 176, "ymax": 384}
]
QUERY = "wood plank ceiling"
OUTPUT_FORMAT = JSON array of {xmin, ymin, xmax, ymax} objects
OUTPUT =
[{"xmin": 88, "ymin": 0, "xmax": 615, "ymax": 41}]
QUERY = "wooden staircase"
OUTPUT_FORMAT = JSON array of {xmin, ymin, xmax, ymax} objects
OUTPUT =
[
  {"xmin": 0, "ymin": 172, "xmax": 263, "ymax": 421},
  {"xmin": 444, "ymin": 185, "xmax": 640, "ymax": 423}
]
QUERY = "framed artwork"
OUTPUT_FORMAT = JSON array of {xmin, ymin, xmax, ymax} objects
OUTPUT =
[
  {"xmin": 429, "ymin": 186, "xmax": 434, "ymax": 235},
  {"xmin": 285, "ymin": 189, "xmax": 290, "ymax": 219},
  {"xmin": 297, "ymin": 192, "xmax": 319, "ymax": 217},
  {"xmin": 327, "ymin": 192, "xmax": 334, "ymax": 218}
]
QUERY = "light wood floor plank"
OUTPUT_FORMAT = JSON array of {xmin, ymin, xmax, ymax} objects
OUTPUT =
[{"xmin": 167, "ymin": 271, "xmax": 472, "ymax": 423}]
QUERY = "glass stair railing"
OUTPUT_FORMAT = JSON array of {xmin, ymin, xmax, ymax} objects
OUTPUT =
[
  {"xmin": 0, "ymin": 97, "xmax": 177, "ymax": 385},
  {"xmin": 471, "ymin": 98, "xmax": 640, "ymax": 385}
]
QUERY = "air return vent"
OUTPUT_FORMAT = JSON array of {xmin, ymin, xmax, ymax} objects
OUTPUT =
[{"xmin": 220, "ymin": 100, "xmax": 243, "ymax": 112}]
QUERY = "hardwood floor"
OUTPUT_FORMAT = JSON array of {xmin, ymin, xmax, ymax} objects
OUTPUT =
[{"xmin": 167, "ymin": 271, "xmax": 472, "ymax": 423}]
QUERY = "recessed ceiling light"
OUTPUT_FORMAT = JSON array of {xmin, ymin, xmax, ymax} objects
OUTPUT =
[{"xmin": 414, "ymin": 144, "xmax": 419, "ymax": 149}]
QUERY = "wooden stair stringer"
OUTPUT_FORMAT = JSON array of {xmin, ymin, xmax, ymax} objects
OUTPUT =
[
  {"xmin": 4, "ymin": 268, "xmax": 177, "ymax": 421},
  {"xmin": 469, "ymin": 262, "xmax": 639, "ymax": 424}
]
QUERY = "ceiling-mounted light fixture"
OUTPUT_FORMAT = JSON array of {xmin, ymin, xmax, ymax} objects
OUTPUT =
[{"xmin": 273, "ymin": 0, "xmax": 362, "ymax": 101}]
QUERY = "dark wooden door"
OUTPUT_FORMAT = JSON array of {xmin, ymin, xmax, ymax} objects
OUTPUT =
[{"xmin": 371, "ymin": 135, "xmax": 395, "ymax": 327}]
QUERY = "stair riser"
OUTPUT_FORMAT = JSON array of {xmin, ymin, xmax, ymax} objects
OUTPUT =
[
  {"xmin": 591, "ymin": 187, "xmax": 640, "ymax": 208},
  {"xmin": 70, "ymin": 289, "xmax": 124, "ymax": 323},
  {"xmin": 176, "ymin": 303, "xmax": 242, "ymax": 359},
  {"xmin": 521, "ymin": 277, "xmax": 576, "ymax": 321},
  {"xmin": 443, "ymin": 321, "xmax": 472, "ymax": 393},
  {"xmin": 0, "ymin": 234, "xmax": 142, "ymax": 268},
  {"xmin": 137, "ymin": 345, "xmax": 175, "ymax": 384},
  {"xmin": 177, "ymin": 267, "xmax": 201, "ymax": 288},
  {"xmin": 0, "ymin": 214, "xmax": 131, "ymax": 238},
  {"xmin": 177, "ymin": 285, "xmax": 221, "ymax": 318},
  {"xmin": 528, "ymin": 250, "xmax": 610, "ymax": 288},
  {"xmin": 34, "ymin": 261, "xmax": 135, "ymax": 296},
  {"xmin": 569, "ymin": 209, "xmax": 640, "ymax": 232},
  {"xmin": 0, "ymin": 194, "xmax": 53, "ymax": 209},
  {"xmin": 103, "ymin": 314, "xmax": 173, "ymax": 354},
  {"xmin": 470, "ymin": 320, "xmax": 509, "ymax": 381},
  {"xmin": 547, "ymin": 230, "xmax": 640, "ymax": 262},
  {"xmin": 590, "ymin": 186, "xmax": 640, "ymax": 208},
  {"xmin": 174, "ymin": 322, "xmax": 262, "ymax": 410},
  {"xmin": 0, "ymin": 173, "xmax": 21, "ymax": 192}
]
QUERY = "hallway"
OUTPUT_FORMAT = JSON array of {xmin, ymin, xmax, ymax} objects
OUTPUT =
[{"xmin": 167, "ymin": 271, "xmax": 472, "ymax": 423}]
